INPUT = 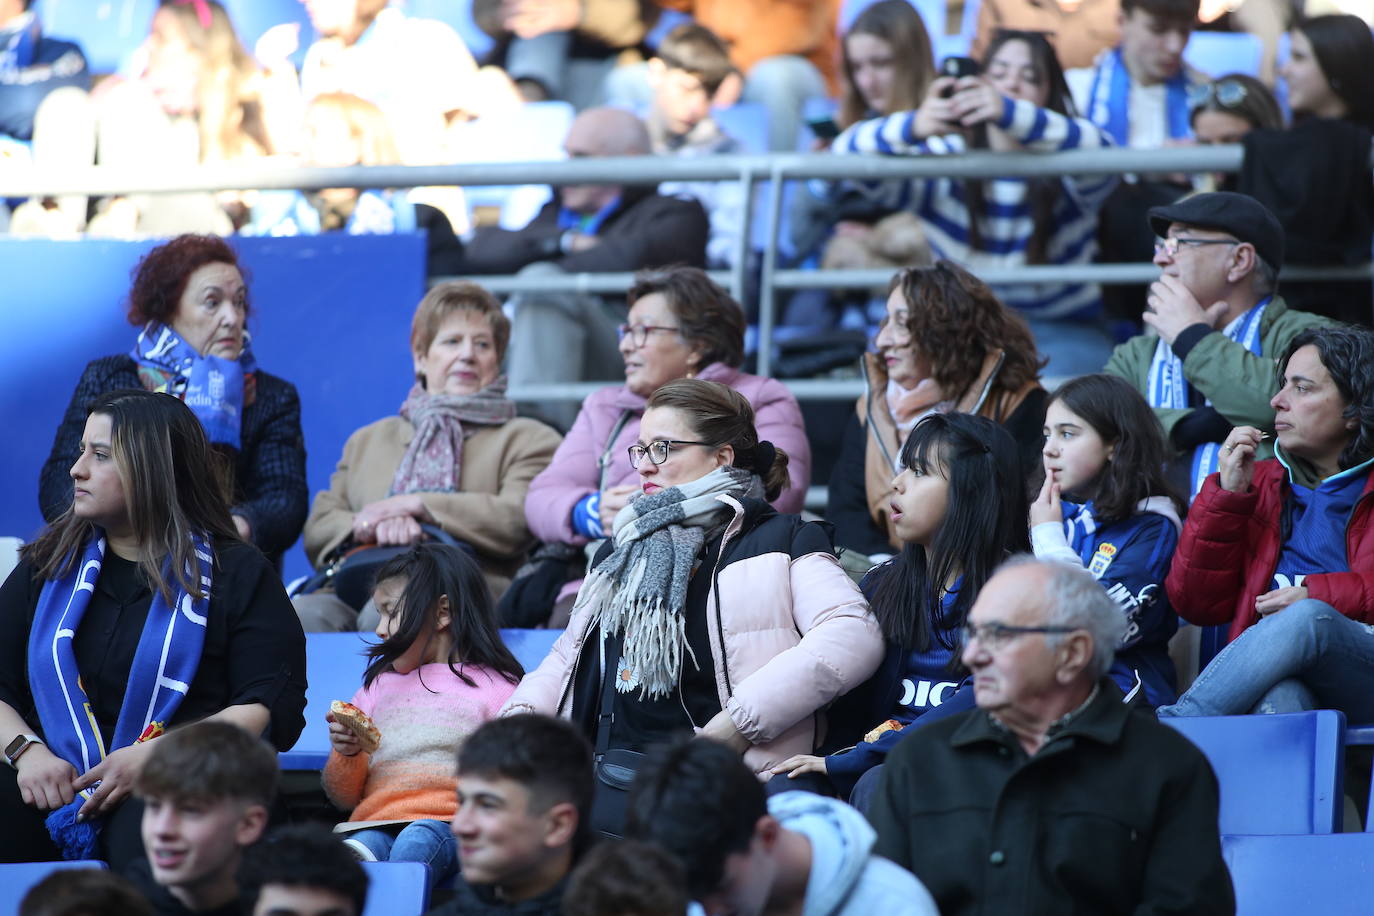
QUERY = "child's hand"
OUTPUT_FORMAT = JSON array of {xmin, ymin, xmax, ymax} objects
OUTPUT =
[
  {"xmin": 326, "ymin": 712, "xmax": 363, "ymax": 757},
  {"xmin": 772, "ymin": 754, "xmax": 828, "ymax": 778},
  {"xmin": 1029, "ymin": 472, "xmax": 1063, "ymax": 528}
]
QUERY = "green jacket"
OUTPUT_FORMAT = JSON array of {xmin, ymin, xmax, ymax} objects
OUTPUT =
[{"xmin": 1104, "ymin": 296, "xmax": 1333, "ymax": 460}]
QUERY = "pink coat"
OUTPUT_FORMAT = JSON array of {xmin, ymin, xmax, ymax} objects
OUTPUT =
[
  {"xmin": 524, "ymin": 363, "xmax": 812, "ymax": 545},
  {"xmin": 502, "ymin": 494, "xmax": 883, "ymax": 776}
]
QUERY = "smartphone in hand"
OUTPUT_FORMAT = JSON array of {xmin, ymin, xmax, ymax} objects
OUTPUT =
[
  {"xmin": 939, "ymin": 56, "xmax": 980, "ymax": 97},
  {"xmin": 806, "ymin": 116, "xmax": 841, "ymax": 140}
]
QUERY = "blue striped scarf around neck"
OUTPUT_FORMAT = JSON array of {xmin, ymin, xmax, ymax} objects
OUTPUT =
[
  {"xmin": 1086, "ymin": 48, "xmax": 1193, "ymax": 147},
  {"xmin": 1146, "ymin": 298, "xmax": 1269, "ymax": 497},
  {"xmin": 28, "ymin": 531, "xmax": 213, "ymax": 858}
]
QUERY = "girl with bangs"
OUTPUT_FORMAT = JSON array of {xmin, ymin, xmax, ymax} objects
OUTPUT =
[{"xmin": 774, "ymin": 412, "xmax": 1029, "ymax": 801}]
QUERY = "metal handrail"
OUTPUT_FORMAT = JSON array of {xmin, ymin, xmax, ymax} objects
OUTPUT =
[
  {"xmin": 7, "ymin": 143, "xmax": 1371, "ymax": 384},
  {"xmin": 0, "ymin": 145, "xmax": 1257, "ymax": 197}
]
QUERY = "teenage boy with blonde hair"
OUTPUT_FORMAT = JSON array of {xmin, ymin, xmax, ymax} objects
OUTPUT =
[{"xmin": 132, "ymin": 721, "xmax": 278, "ymax": 916}]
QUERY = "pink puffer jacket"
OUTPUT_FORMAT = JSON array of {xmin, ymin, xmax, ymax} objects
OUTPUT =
[
  {"xmin": 524, "ymin": 363, "xmax": 812, "ymax": 546},
  {"xmin": 503, "ymin": 494, "xmax": 883, "ymax": 776}
]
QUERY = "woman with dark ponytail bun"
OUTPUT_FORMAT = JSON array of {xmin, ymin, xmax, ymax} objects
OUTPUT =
[{"xmin": 502, "ymin": 379, "xmax": 883, "ymax": 837}]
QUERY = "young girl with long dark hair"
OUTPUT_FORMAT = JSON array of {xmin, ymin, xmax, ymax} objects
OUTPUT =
[
  {"xmin": 1032, "ymin": 373, "xmax": 1184, "ymax": 706},
  {"xmin": 774, "ymin": 412, "xmax": 1029, "ymax": 798},
  {"xmin": 323, "ymin": 543, "xmax": 523, "ymax": 889}
]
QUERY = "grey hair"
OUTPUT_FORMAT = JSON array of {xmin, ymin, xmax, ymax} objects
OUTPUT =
[
  {"xmin": 999, "ymin": 555, "xmax": 1126, "ymax": 680},
  {"xmin": 1249, "ymin": 253, "xmax": 1279, "ymax": 297}
]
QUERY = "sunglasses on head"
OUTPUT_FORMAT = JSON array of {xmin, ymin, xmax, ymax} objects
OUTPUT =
[{"xmin": 1188, "ymin": 79, "xmax": 1248, "ymax": 111}]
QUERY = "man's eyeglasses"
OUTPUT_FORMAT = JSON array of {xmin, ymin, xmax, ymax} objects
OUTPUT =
[
  {"xmin": 616, "ymin": 324, "xmax": 681, "ymax": 348},
  {"xmin": 1187, "ymin": 79, "xmax": 1248, "ymax": 111},
  {"xmin": 1153, "ymin": 237, "xmax": 1239, "ymax": 258},
  {"xmin": 627, "ymin": 439, "xmax": 714, "ymax": 469},
  {"xmin": 962, "ymin": 622, "xmax": 1080, "ymax": 652}
]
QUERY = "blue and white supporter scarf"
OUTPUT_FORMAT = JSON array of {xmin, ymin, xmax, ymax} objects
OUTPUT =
[
  {"xmin": 131, "ymin": 323, "xmax": 256, "ymax": 449},
  {"xmin": 28, "ymin": 531, "xmax": 212, "ymax": 858},
  {"xmin": 0, "ymin": 11, "xmax": 39, "ymax": 76},
  {"xmin": 1085, "ymin": 48, "xmax": 1193, "ymax": 147},
  {"xmin": 1146, "ymin": 299, "xmax": 1269, "ymax": 496}
]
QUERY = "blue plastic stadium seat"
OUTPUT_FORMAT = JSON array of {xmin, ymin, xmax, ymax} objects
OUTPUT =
[
  {"xmin": 361, "ymin": 861, "xmax": 430, "ymax": 916},
  {"xmin": 405, "ymin": 0, "xmax": 493, "ymax": 60},
  {"xmin": 714, "ymin": 103, "xmax": 771, "ymax": 155},
  {"xmin": 1184, "ymin": 31, "xmax": 1264, "ymax": 79},
  {"xmin": 280, "ymin": 630, "xmax": 563, "ymax": 770},
  {"xmin": 1223, "ymin": 833, "xmax": 1374, "ymax": 915},
  {"xmin": 0, "ymin": 861, "xmax": 109, "ymax": 913},
  {"xmin": 1162, "ymin": 711, "xmax": 1345, "ymax": 834},
  {"xmin": 39, "ymin": 0, "xmax": 156, "ymax": 74}
]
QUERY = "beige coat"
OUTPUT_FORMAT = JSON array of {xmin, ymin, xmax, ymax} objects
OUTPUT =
[
  {"xmin": 303, "ymin": 415, "xmax": 562, "ymax": 598},
  {"xmin": 857, "ymin": 350, "xmax": 1042, "ymax": 551}
]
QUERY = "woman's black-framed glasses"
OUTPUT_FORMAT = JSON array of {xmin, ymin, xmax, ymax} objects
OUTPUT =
[
  {"xmin": 616, "ymin": 323, "xmax": 681, "ymax": 348},
  {"xmin": 1187, "ymin": 79, "xmax": 1248, "ymax": 110},
  {"xmin": 962, "ymin": 622, "xmax": 1080, "ymax": 651},
  {"xmin": 627, "ymin": 439, "xmax": 714, "ymax": 469}
]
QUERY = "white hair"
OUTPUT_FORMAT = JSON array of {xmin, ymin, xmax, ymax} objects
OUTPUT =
[{"xmin": 999, "ymin": 555, "xmax": 1126, "ymax": 680}]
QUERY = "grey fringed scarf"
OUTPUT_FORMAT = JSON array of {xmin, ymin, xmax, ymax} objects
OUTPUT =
[{"xmin": 574, "ymin": 465, "xmax": 761, "ymax": 699}]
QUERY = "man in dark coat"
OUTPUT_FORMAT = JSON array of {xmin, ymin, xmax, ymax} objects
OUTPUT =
[{"xmin": 868, "ymin": 556, "xmax": 1235, "ymax": 916}]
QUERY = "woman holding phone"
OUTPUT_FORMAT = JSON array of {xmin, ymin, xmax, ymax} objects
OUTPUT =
[
  {"xmin": 789, "ymin": 0, "xmax": 938, "ymax": 297},
  {"xmin": 831, "ymin": 31, "xmax": 1117, "ymax": 377}
]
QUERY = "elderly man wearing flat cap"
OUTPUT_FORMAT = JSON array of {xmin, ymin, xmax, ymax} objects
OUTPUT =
[{"xmin": 1105, "ymin": 191, "xmax": 1334, "ymax": 499}]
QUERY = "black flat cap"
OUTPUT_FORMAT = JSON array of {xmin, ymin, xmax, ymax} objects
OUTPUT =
[{"xmin": 1148, "ymin": 191, "xmax": 1285, "ymax": 269}]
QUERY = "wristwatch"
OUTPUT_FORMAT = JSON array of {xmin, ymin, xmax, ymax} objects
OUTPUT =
[{"xmin": 4, "ymin": 734, "xmax": 43, "ymax": 769}]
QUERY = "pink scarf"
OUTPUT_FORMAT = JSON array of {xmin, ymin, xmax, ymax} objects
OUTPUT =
[{"xmin": 390, "ymin": 378, "xmax": 517, "ymax": 495}]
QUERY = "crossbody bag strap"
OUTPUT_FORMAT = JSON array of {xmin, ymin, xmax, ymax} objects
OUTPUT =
[
  {"xmin": 597, "ymin": 410, "xmax": 635, "ymax": 493},
  {"xmin": 594, "ymin": 631, "xmax": 622, "ymax": 756}
]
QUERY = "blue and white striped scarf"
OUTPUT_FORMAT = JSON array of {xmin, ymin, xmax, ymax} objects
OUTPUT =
[
  {"xmin": 1146, "ymin": 299, "xmax": 1269, "ymax": 497},
  {"xmin": 28, "ymin": 531, "xmax": 212, "ymax": 858},
  {"xmin": 1085, "ymin": 48, "xmax": 1193, "ymax": 147}
]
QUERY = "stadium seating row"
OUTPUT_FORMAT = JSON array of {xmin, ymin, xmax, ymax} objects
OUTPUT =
[
  {"xmin": 0, "ymin": 859, "xmax": 426, "ymax": 916},
  {"xmin": 7, "ymin": 833, "xmax": 1374, "ymax": 916}
]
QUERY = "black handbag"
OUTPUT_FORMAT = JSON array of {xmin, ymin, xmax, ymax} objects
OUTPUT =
[
  {"xmin": 589, "ymin": 635, "xmax": 646, "ymax": 840},
  {"xmin": 296, "ymin": 525, "xmax": 474, "ymax": 610}
]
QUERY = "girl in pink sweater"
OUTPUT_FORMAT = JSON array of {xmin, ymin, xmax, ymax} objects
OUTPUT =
[{"xmin": 323, "ymin": 544, "xmax": 523, "ymax": 888}]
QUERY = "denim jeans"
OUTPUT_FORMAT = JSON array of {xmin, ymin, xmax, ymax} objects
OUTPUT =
[
  {"xmin": 348, "ymin": 820, "xmax": 457, "ymax": 890},
  {"xmin": 1157, "ymin": 599, "xmax": 1374, "ymax": 722}
]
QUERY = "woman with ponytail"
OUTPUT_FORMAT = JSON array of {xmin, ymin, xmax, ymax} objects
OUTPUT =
[{"xmin": 503, "ymin": 379, "xmax": 883, "ymax": 837}]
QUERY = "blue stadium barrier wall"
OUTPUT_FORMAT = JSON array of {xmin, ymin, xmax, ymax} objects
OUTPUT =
[{"xmin": 0, "ymin": 234, "xmax": 427, "ymax": 583}]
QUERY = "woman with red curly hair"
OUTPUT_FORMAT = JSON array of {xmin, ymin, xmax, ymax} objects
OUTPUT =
[
  {"xmin": 828, "ymin": 260, "xmax": 1047, "ymax": 557},
  {"xmin": 39, "ymin": 235, "xmax": 307, "ymax": 564}
]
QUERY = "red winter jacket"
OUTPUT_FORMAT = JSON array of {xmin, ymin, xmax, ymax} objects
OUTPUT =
[{"xmin": 1166, "ymin": 460, "xmax": 1374, "ymax": 644}]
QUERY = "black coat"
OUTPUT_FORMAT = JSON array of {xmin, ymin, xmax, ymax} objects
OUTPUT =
[
  {"xmin": 454, "ymin": 187, "xmax": 709, "ymax": 276},
  {"xmin": 869, "ymin": 680, "xmax": 1236, "ymax": 916},
  {"xmin": 39, "ymin": 355, "xmax": 309, "ymax": 563},
  {"xmin": 426, "ymin": 874, "xmax": 569, "ymax": 916}
]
